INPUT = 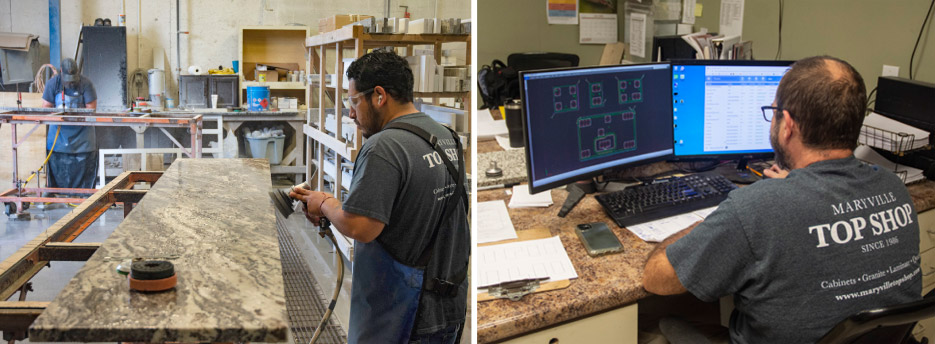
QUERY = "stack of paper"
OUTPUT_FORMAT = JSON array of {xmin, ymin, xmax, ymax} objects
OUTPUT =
[
  {"xmin": 477, "ymin": 201, "xmax": 518, "ymax": 244},
  {"xmin": 477, "ymin": 112, "xmax": 509, "ymax": 140},
  {"xmin": 476, "ymin": 236, "xmax": 578, "ymax": 293},
  {"xmin": 508, "ymin": 185, "xmax": 553, "ymax": 208},
  {"xmin": 860, "ymin": 112, "xmax": 929, "ymax": 152},
  {"xmin": 855, "ymin": 146, "xmax": 925, "ymax": 185},
  {"xmin": 494, "ymin": 135, "xmax": 523, "ymax": 151},
  {"xmin": 627, "ymin": 206, "xmax": 718, "ymax": 242}
]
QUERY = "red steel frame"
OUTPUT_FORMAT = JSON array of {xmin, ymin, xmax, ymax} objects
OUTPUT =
[
  {"xmin": 0, "ymin": 111, "xmax": 202, "ymax": 215},
  {"xmin": 0, "ymin": 171, "xmax": 162, "ymax": 343}
]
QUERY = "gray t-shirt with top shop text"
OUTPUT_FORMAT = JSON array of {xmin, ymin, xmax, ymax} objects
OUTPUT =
[{"xmin": 668, "ymin": 156, "xmax": 921, "ymax": 343}]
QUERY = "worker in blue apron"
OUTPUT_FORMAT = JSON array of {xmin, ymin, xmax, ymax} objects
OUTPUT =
[
  {"xmin": 290, "ymin": 50, "xmax": 468, "ymax": 343},
  {"xmin": 40, "ymin": 58, "xmax": 99, "ymax": 190}
]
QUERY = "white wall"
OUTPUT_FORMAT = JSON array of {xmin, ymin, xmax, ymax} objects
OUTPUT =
[{"xmin": 1, "ymin": 0, "xmax": 470, "ymax": 97}]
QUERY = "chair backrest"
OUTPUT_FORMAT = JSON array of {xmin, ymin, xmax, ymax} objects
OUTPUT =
[
  {"xmin": 817, "ymin": 295, "xmax": 935, "ymax": 344},
  {"xmin": 507, "ymin": 52, "xmax": 580, "ymax": 73}
]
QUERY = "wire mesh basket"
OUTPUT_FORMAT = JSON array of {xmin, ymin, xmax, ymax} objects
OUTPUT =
[
  {"xmin": 857, "ymin": 124, "xmax": 928, "ymax": 184},
  {"xmin": 858, "ymin": 124, "xmax": 923, "ymax": 156}
]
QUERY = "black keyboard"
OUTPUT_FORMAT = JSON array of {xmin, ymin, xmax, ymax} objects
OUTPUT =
[{"xmin": 595, "ymin": 172, "xmax": 737, "ymax": 227}]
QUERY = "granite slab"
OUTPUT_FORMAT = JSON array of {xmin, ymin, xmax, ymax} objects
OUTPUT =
[
  {"xmin": 477, "ymin": 149, "xmax": 527, "ymax": 187},
  {"xmin": 29, "ymin": 159, "xmax": 288, "ymax": 343},
  {"xmin": 476, "ymin": 137, "xmax": 935, "ymax": 342},
  {"xmin": 477, "ymin": 187, "xmax": 654, "ymax": 342}
]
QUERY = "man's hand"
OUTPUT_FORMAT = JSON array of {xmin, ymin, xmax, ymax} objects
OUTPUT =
[
  {"xmin": 763, "ymin": 164, "xmax": 790, "ymax": 179},
  {"xmin": 289, "ymin": 187, "xmax": 334, "ymax": 226}
]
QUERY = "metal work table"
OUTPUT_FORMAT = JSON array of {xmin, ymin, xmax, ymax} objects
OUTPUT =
[
  {"xmin": 152, "ymin": 109, "xmax": 307, "ymax": 182},
  {"xmin": 28, "ymin": 159, "xmax": 288, "ymax": 342},
  {"xmin": 0, "ymin": 108, "xmax": 203, "ymax": 216}
]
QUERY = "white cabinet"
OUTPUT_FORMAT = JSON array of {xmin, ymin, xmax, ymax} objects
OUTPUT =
[{"xmin": 500, "ymin": 304, "xmax": 638, "ymax": 344}]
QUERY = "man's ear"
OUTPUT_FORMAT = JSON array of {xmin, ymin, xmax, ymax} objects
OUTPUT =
[
  {"xmin": 373, "ymin": 86, "xmax": 387, "ymax": 106},
  {"xmin": 781, "ymin": 110, "xmax": 796, "ymax": 141}
]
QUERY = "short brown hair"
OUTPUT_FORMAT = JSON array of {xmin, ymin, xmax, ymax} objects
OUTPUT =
[{"xmin": 776, "ymin": 56, "xmax": 866, "ymax": 150}]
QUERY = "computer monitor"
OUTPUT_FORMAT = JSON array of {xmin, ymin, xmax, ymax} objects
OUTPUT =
[
  {"xmin": 521, "ymin": 63, "xmax": 674, "ymax": 194},
  {"xmin": 671, "ymin": 60, "xmax": 794, "ymax": 161}
]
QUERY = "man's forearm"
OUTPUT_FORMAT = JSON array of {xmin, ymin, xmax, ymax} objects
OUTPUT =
[
  {"xmin": 647, "ymin": 222, "xmax": 697, "ymax": 262},
  {"xmin": 318, "ymin": 197, "xmax": 383, "ymax": 243},
  {"xmin": 642, "ymin": 221, "xmax": 699, "ymax": 295}
]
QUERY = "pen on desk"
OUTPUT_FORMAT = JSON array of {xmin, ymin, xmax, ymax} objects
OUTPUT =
[
  {"xmin": 746, "ymin": 166, "xmax": 763, "ymax": 177},
  {"xmin": 479, "ymin": 277, "xmax": 549, "ymax": 290},
  {"xmin": 478, "ymin": 182, "xmax": 520, "ymax": 191}
]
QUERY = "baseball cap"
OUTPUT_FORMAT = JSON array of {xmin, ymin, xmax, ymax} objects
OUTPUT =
[{"xmin": 61, "ymin": 58, "xmax": 79, "ymax": 83}]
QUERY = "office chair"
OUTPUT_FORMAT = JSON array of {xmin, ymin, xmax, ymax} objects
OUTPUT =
[
  {"xmin": 506, "ymin": 52, "xmax": 580, "ymax": 72},
  {"xmin": 817, "ymin": 295, "xmax": 935, "ymax": 344}
]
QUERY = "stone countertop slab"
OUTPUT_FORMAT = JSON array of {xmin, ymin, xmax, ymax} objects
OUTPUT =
[
  {"xmin": 477, "ymin": 169, "xmax": 935, "ymax": 342},
  {"xmin": 29, "ymin": 159, "xmax": 288, "ymax": 343},
  {"xmin": 477, "ymin": 149, "xmax": 527, "ymax": 187}
]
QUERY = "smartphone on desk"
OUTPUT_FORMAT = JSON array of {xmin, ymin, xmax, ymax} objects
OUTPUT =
[{"xmin": 575, "ymin": 222, "xmax": 624, "ymax": 257}]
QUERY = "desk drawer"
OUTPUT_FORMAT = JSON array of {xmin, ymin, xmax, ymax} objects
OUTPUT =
[
  {"xmin": 914, "ymin": 314, "xmax": 935, "ymax": 342},
  {"xmin": 918, "ymin": 210, "xmax": 935, "ymax": 252},
  {"xmin": 921, "ymin": 247, "xmax": 935, "ymax": 293},
  {"xmin": 500, "ymin": 304, "xmax": 638, "ymax": 344}
]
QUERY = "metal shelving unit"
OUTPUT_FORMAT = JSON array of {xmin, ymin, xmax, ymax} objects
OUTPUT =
[{"xmin": 304, "ymin": 25, "xmax": 471, "ymax": 260}]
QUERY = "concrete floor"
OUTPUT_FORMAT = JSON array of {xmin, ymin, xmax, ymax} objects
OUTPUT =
[{"xmin": 1, "ymin": 204, "xmax": 125, "ymax": 302}]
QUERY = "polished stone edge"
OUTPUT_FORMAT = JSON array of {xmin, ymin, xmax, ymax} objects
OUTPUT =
[{"xmin": 29, "ymin": 325, "xmax": 288, "ymax": 343}]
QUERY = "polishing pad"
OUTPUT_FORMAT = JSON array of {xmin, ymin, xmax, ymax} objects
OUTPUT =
[{"xmin": 129, "ymin": 260, "xmax": 177, "ymax": 292}]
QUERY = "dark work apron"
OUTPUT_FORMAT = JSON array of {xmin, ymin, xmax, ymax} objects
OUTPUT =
[
  {"xmin": 48, "ymin": 87, "xmax": 98, "ymax": 189},
  {"xmin": 347, "ymin": 240, "xmax": 424, "ymax": 343},
  {"xmin": 346, "ymin": 121, "xmax": 467, "ymax": 343}
]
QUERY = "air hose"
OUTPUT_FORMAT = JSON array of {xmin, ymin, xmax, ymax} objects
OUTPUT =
[
  {"xmin": 24, "ymin": 126, "xmax": 60, "ymax": 186},
  {"xmin": 310, "ymin": 217, "xmax": 343, "ymax": 344}
]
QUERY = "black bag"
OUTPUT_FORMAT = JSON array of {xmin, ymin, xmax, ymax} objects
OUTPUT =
[{"xmin": 477, "ymin": 59, "xmax": 519, "ymax": 109}]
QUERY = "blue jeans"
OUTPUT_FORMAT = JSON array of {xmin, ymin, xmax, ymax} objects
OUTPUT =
[{"xmin": 408, "ymin": 323, "xmax": 462, "ymax": 344}]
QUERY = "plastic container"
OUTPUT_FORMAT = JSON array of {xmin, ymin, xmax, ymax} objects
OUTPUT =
[
  {"xmin": 246, "ymin": 86, "xmax": 270, "ymax": 111},
  {"xmin": 245, "ymin": 135, "xmax": 286, "ymax": 164}
]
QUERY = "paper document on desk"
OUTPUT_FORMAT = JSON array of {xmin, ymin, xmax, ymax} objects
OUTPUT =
[
  {"xmin": 626, "ymin": 206, "xmax": 718, "ymax": 242},
  {"xmin": 494, "ymin": 135, "xmax": 523, "ymax": 150},
  {"xmin": 855, "ymin": 146, "xmax": 925, "ymax": 185},
  {"xmin": 860, "ymin": 112, "xmax": 929, "ymax": 151},
  {"xmin": 478, "ymin": 112, "xmax": 509, "ymax": 140},
  {"xmin": 509, "ymin": 185, "xmax": 553, "ymax": 208},
  {"xmin": 477, "ymin": 200, "xmax": 519, "ymax": 244},
  {"xmin": 476, "ymin": 236, "xmax": 578, "ymax": 294}
]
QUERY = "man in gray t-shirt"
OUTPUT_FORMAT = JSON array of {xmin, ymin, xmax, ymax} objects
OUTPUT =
[
  {"xmin": 643, "ymin": 56, "xmax": 921, "ymax": 343},
  {"xmin": 290, "ymin": 50, "xmax": 468, "ymax": 343}
]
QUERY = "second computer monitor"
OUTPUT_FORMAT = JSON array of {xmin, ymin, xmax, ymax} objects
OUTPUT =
[
  {"xmin": 521, "ymin": 63, "xmax": 674, "ymax": 194},
  {"xmin": 671, "ymin": 60, "xmax": 794, "ymax": 159}
]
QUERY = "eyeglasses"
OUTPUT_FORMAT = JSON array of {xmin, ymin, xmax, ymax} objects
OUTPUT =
[
  {"xmin": 760, "ymin": 106, "xmax": 792, "ymax": 122},
  {"xmin": 345, "ymin": 88, "xmax": 375, "ymax": 108}
]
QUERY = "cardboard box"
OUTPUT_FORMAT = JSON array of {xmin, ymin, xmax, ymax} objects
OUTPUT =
[
  {"xmin": 255, "ymin": 70, "xmax": 278, "ymax": 82},
  {"xmin": 319, "ymin": 14, "xmax": 375, "ymax": 34}
]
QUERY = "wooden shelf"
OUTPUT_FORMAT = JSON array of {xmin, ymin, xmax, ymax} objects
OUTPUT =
[
  {"xmin": 306, "ymin": 25, "xmax": 470, "ymax": 47},
  {"xmin": 237, "ymin": 25, "xmax": 310, "ymax": 183},
  {"xmin": 321, "ymin": 85, "xmax": 465, "ymax": 98},
  {"xmin": 304, "ymin": 25, "xmax": 472, "ymax": 236},
  {"xmin": 414, "ymin": 91, "xmax": 468, "ymax": 98},
  {"xmin": 242, "ymin": 81, "xmax": 306, "ymax": 90}
]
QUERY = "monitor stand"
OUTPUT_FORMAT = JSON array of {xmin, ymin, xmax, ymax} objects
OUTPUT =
[
  {"xmin": 557, "ymin": 180, "xmax": 596, "ymax": 217},
  {"xmin": 715, "ymin": 158, "xmax": 761, "ymax": 184}
]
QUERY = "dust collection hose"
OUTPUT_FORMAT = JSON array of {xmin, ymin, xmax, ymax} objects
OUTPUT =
[{"xmin": 269, "ymin": 183, "xmax": 342, "ymax": 344}]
